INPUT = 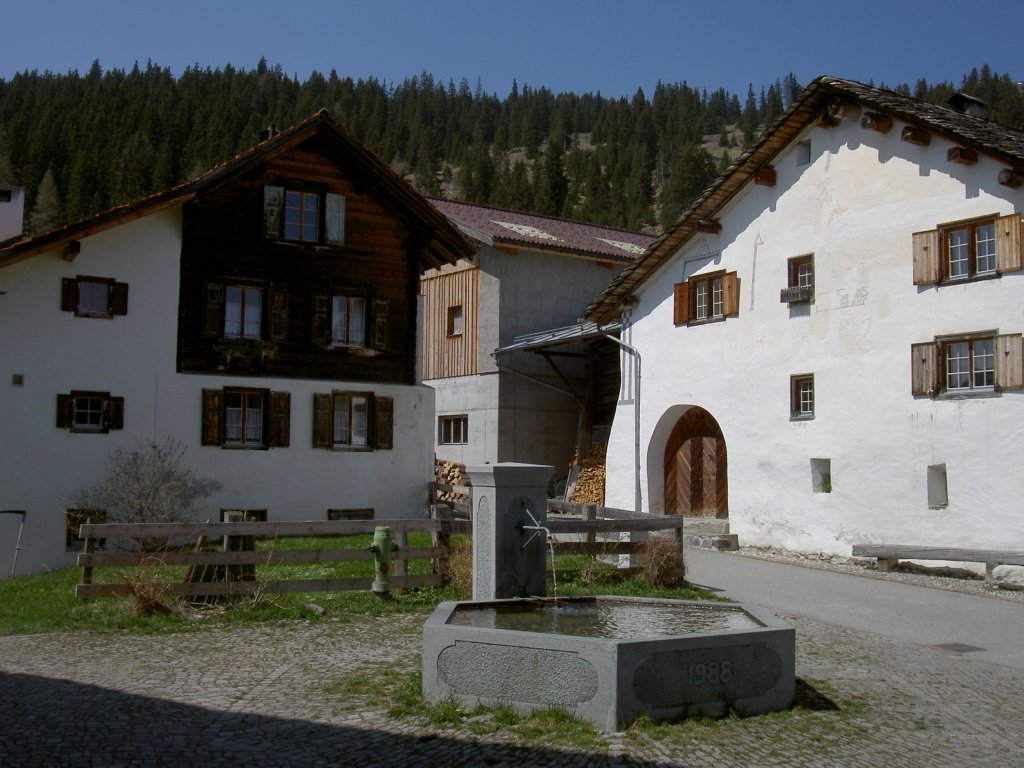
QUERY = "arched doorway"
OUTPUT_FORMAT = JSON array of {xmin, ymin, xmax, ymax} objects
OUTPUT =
[{"xmin": 663, "ymin": 407, "xmax": 727, "ymax": 518}]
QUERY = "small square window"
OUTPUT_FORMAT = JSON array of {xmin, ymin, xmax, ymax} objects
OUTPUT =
[
  {"xmin": 439, "ymin": 414, "xmax": 468, "ymax": 445},
  {"xmin": 57, "ymin": 391, "xmax": 124, "ymax": 433},
  {"xmin": 790, "ymin": 374, "xmax": 814, "ymax": 420},
  {"xmin": 781, "ymin": 255, "xmax": 814, "ymax": 303},
  {"xmin": 61, "ymin": 275, "xmax": 128, "ymax": 318},
  {"xmin": 811, "ymin": 458, "xmax": 832, "ymax": 494},
  {"xmin": 927, "ymin": 464, "xmax": 949, "ymax": 509}
]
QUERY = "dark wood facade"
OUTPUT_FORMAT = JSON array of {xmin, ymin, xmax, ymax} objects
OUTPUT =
[{"xmin": 177, "ymin": 113, "xmax": 470, "ymax": 384}]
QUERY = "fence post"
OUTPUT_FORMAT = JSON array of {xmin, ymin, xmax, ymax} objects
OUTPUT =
[
  {"xmin": 223, "ymin": 511, "xmax": 254, "ymax": 583},
  {"xmin": 584, "ymin": 504, "xmax": 598, "ymax": 545},
  {"xmin": 430, "ymin": 504, "xmax": 451, "ymax": 579},
  {"xmin": 394, "ymin": 529, "xmax": 407, "ymax": 581}
]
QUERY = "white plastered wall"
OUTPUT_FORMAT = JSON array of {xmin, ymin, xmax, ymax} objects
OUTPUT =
[{"xmin": 605, "ymin": 115, "xmax": 1024, "ymax": 555}]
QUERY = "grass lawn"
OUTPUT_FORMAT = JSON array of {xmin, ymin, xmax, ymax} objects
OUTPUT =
[{"xmin": 0, "ymin": 533, "xmax": 717, "ymax": 636}]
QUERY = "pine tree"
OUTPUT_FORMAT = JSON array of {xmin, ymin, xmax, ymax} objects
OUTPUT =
[{"xmin": 28, "ymin": 167, "xmax": 60, "ymax": 234}]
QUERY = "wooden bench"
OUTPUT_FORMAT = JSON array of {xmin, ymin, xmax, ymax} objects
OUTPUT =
[{"xmin": 851, "ymin": 544, "xmax": 1024, "ymax": 584}]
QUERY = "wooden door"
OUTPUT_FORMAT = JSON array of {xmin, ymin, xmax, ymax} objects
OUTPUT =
[{"xmin": 664, "ymin": 408, "xmax": 727, "ymax": 518}]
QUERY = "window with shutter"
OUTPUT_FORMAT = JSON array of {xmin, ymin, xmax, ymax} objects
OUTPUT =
[
  {"xmin": 914, "ymin": 214, "xmax": 1021, "ymax": 285},
  {"xmin": 57, "ymin": 391, "xmax": 124, "ymax": 433},
  {"xmin": 313, "ymin": 391, "xmax": 379, "ymax": 450},
  {"xmin": 674, "ymin": 271, "xmax": 739, "ymax": 326},
  {"xmin": 264, "ymin": 185, "xmax": 346, "ymax": 245},
  {"xmin": 201, "ymin": 387, "xmax": 287, "ymax": 449},
  {"xmin": 912, "ymin": 332, "xmax": 1023, "ymax": 397},
  {"xmin": 60, "ymin": 275, "xmax": 128, "ymax": 318}
]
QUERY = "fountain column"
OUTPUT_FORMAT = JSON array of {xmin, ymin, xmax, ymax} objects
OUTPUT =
[{"xmin": 465, "ymin": 463, "xmax": 553, "ymax": 600}]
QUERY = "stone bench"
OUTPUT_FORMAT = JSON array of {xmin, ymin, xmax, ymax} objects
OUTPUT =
[{"xmin": 851, "ymin": 545, "xmax": 1024, "ymax": 585}]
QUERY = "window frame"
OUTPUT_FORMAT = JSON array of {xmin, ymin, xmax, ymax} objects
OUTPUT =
[
  {"xmin": 61, "ymin": 275, "xmax": 128, "ymax": 318},
  {"xmin": 56, "ymin": 390, "xmax": 124, "ymax": 433},
  {"xmin": 790, "ymin": 374, "xmax": 815, "ymax": 420},
  {"xmin": 264, "ymin": 185, "xmax": 345, "ymax": 246},
  {"xmin": 447, "ymin": 305, "xmax": 464, "ymax": 337},
  {"xmin": 330, "ymin": 294, "xmax": 368, "ymax": 347},
  {"xmin": 911, "ymin": 332, "xmax": 1023, "ymax": 397},
  {"xmin": 913, "ymin": 213, "xmax": 1022, "ymax": 286},
  {"xmin": 438, "ymin": 414, "xmax": 469, "ymax": 445},
  {"xmin": 224, "ymin": 284, "xmax": 265, "ymax": 340},
  {"xmin": 201, "ymin": 388, "xmax": 290, "ymax": 449},
  {"xmin": 673, "ymin": 270, "xmax": 740, "ymax": 326},
  {"xmin": 312, "ymin": 391, "xmax": 393, "ymax": 451}
]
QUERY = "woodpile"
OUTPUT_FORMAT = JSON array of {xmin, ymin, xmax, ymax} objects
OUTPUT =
[
  {"xmin": 434, "ymin": 460, "xmax": 470, "ymax": 505},
  {"xmin": 569, "ymin": 443, "xmax": 606, "ymax": 505}
]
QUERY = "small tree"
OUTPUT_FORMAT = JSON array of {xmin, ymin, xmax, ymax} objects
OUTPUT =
[{"xmin": 66, "ymin": 438, "xmax": 220, "ymax": 525}]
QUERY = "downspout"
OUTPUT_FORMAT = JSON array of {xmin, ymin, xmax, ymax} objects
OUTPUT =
[{"xmin": 601, "ymin": 328, "xmax": 642, "ymax": 515}]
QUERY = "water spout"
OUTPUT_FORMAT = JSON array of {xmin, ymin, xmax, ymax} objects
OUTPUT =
[{"xmin": 520, "ymin": 503, "xmax": 557, "ymax": 599}]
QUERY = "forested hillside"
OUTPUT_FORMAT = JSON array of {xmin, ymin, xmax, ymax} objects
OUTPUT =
[{"xmin": 1, "ymin": 60, "xmax": 1021, "ymax": 236}]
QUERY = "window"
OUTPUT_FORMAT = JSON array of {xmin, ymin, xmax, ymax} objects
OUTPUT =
[
  {"xmin": 313, "ymin": 392, "xmax": 393, "ymax": 450},
  {"xmin": 332, "ymin": 296, "xmax": 366, "ymax": 346},
  {"xmin": 911, "ymin": 332, "xmax": 1023, "ymax": 397},
  {"xmin": 673, "ymin": 270, "xmax": 739, "ymax": 325},
  {"xmin": 439, "ymin": 414, "xmax": 469, "ymax": 445},
  {"xmin": 204, "ymin": 283, "xmax": 287, "ymax": 342},
  {"xmin": 795, "ymin": 140, "xmax": 811, "ymax": 166},
  {"xmin": 781, "ymin": 255, "xmax": 814, "ymax": 303},
  {"xmin": 927, "ymin": 465, "xmax": 949, "ymax": 509},
  {"xmin": 811, "ymin": 458, "xmax": 832, "ymax": 494},
  {"xmin": 56, "ymin": 391, "xmax": 124, "ymax": 433},
  {"xmin": 264, "ymin": 185, "xmax": 345, "ymax": 245},
  {"xmin": 61, "ymin": 275, "xmax": 128, "ymax": 318},
  {"xmin": 313, "ymin": 293, "xmax": 387, "ymax": 350},
  {"xmin": 225, "ymin": 286, "xmax": 263, "ymax": 339},
  {"xmin": 447, "ymin": 305, "xmax": 463, "ymax": 337},
  {"xmin": 201, "ymin": 388, "xmax": 290, "ymax": 449},
  {"xmin": 912, "ymin": 213, "xmax": 1021, "ymax": 285},
  {"xmin": 790, "ymin": 375, "xmax": 814, "ymax": 420},
  {"xmin": 65, "ymin": 508, "xmax": 106, "ymax": 551}
]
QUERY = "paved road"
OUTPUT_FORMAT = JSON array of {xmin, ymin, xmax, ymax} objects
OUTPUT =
[{"xmin": 685, "ymin": 548, "xmax": 1024, "ymax": 670}]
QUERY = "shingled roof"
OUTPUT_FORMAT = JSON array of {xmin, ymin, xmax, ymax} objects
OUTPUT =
[
  {"xmin": 584, "ymin": 75, "xmax": 1024, "ymax": 323},
  {"xmin": 0, "ymin": 110, "xmax": 471, "ymax": 270},
  {"xmin": 429, "ymin": 197, "xmax": 655, "ymax": 262}
]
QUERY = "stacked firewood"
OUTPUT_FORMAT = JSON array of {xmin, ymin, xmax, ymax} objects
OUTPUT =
[
  {"xmin": 569, "ymin": 443, "xmax": 607, "ymax": 505},
  {"xmin": 434, "ymin": 460, "xmax": 469, "ymax": 503}
]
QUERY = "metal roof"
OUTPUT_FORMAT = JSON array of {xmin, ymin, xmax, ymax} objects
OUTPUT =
[{"xmin": 495, "ymin": 320, "xmax": 622, "ymax": 355}]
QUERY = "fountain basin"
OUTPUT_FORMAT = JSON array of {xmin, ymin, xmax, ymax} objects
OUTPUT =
[{"xmin": 422, "ymin": 596, "xmax": 794, "ymax": 731}]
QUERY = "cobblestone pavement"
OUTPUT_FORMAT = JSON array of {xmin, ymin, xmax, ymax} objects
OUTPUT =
[{"xmin": 1, "ymin": 603, "xmax": 1022, "ymax": 768}]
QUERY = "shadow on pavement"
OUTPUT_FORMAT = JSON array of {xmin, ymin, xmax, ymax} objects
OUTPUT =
[{"xmin": 0, "ymin": 672, "xmax": 675, "ymax": 767}]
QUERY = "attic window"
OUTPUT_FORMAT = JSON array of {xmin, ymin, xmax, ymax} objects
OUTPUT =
[
  {"xmin": 795, "ymin": 141, "xmax": 811, "ymax": 166},
  {"xmin": 264, "ymin": 185, "xmax": 345, "ymax": 245}
]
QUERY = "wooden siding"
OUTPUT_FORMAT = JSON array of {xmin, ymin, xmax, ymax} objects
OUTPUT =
[
  {"xmin": 178, "ymin": 133, "xmax": 422, "ymax": 384},
  {"xmin": 421, "ymin": 265, "xmax": 479, "ymax": 379}
]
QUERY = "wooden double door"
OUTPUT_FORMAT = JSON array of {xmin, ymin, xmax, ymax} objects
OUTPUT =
[{"xmin": 663, "ymin": 407, "xmax": 728, "ymax": 518}]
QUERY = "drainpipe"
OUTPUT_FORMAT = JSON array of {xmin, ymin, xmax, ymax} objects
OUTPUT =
[{"xmin": 601, "ymin": 331, "xmax": 642, "ymax": 515}]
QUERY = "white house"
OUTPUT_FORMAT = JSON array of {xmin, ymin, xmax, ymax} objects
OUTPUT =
[
  {"xmin": 0, "ymin": 111, "xmax": 470, "ymax": 576},
  {"xmin": 585, "ymin": 77, "xmax": 1024, "ymax": 555},
  {"xmin": 421, "ymin": 199, "xmax": 652, "ymax": 490}
]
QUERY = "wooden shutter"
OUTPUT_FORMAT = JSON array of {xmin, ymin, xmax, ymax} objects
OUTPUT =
[
  {"xmin": 325, "ymin": 193, "xmax": 345, "ymax": 245},
  {"xmin": 912, "ymin": 229, "xmax": 941, "ymax": 285},
  {"xmin": 911, "ymin": 342, "xmax": 938, "ymax": 396},
  {"xmin": 312, "ymin": 294, "xmax": 330, "ymax": 344},
  {"xmin": 56, "ymin": 393, "xmax": 74, "ymax": 428},
  {"xmin": 373, "ymin": 298, "xmax": 389, "ymax": 351},
  {"xmin": 995, "ymin": 333, "xmax": 1024, "ymax": 391},
  {"xmin": 201, "ymin": 389, "xmax": 223, "ymax": 446},
  {"xmin": 105, "ymin": 397, "xmax": 125, "ymax": 430},
  {"xmin": 723, "ymin": 272, "xmax": 740, "ymax": 317},
  {"xmin": 61, "ymin": 278, "xmax": 78, "ymax": 312},
  {"xmin": 267, "ymin": 391, "xmax": 290, "ymax": 447},
  {"xmin": 995, "ymin": 213, "xmax": 1022, "ymax": 274},
  {"xmin": 110, "ymin": 282, "xmax": 129, "ymax": 316},
  {"xmin": 264, "ymin": 185, "xmax": 283, "ymax": 239},
  {"xmin": 375, "ymin": 396, "xmax": 393, "ymax": 450},
  {"xmin": 269, "ymin": 288, "xmax": 289, "ymax": 342},
  {"xmin": 673, "ymin": 283, "xmax": 689, "ymax": 325},
  {"xmin": 312, "ymin": 393, "xmax": 332, "ymax": 448},
  {"xmin": 202, "ymin": 283, "xmax": 223, "ymax": 337}
]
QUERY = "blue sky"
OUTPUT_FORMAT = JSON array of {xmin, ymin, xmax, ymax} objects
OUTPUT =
[{"xmin": 2, "ymin": 0, "xmax": 1020, "ymax": 99}]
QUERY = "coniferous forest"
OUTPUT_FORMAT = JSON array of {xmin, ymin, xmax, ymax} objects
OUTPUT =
[{"xmin": 1, "ymin": 59, "xmax": 1021, "ymax": 237}]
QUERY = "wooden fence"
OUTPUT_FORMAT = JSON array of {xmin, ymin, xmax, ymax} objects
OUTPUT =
[
  {"xmin": 76, "ymin": 512, "xmax": 470, "ymax": 599},
  {"xmin": 75, "ymin": 500, "xmax": 683, "ymax": 599}
]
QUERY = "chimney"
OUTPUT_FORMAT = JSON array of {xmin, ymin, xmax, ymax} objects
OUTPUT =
[
  {"xmin": 0, "ymin": 185, "xmax": 25, "ymax": 242},
  {"xmin": 260, "ymin": 124, "xmax": 276, "ymax": 142},
  {"xmin": 947, "ymin": 92, "xmax": 986, "ymax": 118}
]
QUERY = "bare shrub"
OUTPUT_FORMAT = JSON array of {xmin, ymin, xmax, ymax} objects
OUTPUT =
[
  {"xmin": 637, "ymin": 535, "xmax": 685, "ymax": 587},
  {"xmin": 67, "ymin": 438, "xmax": 220, "ymax": 526},
  {"xmin": 117, "ymin": 566, "xmax": 175, "ymax": 617}
]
